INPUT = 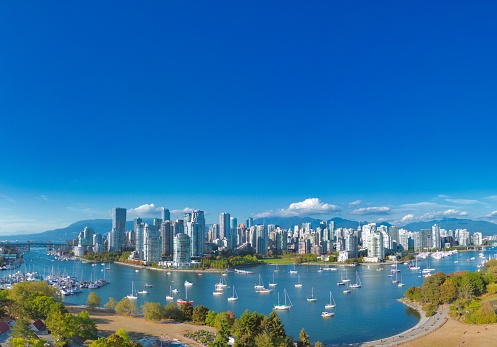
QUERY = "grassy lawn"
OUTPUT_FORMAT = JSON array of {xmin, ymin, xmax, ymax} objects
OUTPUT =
[{"xmin": 260, "ymin": 258, "xmax": 337, "ymax": 265}]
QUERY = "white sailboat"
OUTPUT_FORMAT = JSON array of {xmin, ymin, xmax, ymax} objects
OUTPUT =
[
  {"xmin": 294, "ymin": 275, "xmax": 303, "ymax": 288},
  {"xmin": 398, "ymin": 275, "xmax": 405, "ymax": 287},
  {"xmin": 409, "ymin": 255, "xmax": 420, "ymax": 270},
  {"xmin": 268, "ymin": 273, "xmax": 277, "ymax": 287},
  {"xmin": 321, "ymin": 311, "xmax": 334, "ymax": 318},
  {"xmin": 273, "ymin": 289, "xmax": 292, "ymax": 310},
  {"xmin": 307, "ymin": 287, "xmax": 317, "ymax": 302},
  {"xmin": 166, "ymin": 285, "xmax": 174, "ymax": 300},
  {"xmin": 341, "ymin": 271, "xmax": 351, "ymax": 283},
  {"xmin": 227, "ymin": 286, "xmax": 238, "ymax": 301},
  {"xmin": 216, "ymin": 276, "xmax": 228, "ymax": 289},
  {"xmin": 343, "ymin": 282, "xmax": 351, "ymax": 294},
  {"xmin": 349, "ymin": 271, "xmax": 362, "ymax": 288},
  {"xmin": 289, "ymin": 265, "xmax": 298, "ymax": 274},
  {"xmin": 274, "ymin": 264, "xmax": 280, "ymax": 272},
  {"xmin": 126, "ymin": 281, "xmax": 137, "ymax": 300},
  {"xmin": 254, "ymin": 274, "xmax": 265, "ymax": 290},
  {"xmin": 324, "ymin": 291, "xmax": 336, "ymax": 309},
  {"xmin": 392, "ymin": 270, "xmax": 399, "ymax": 284}
]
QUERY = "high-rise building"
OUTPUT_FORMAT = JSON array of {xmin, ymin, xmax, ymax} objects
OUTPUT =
[
  {"xmin": 230, "ymin": 217, "xmax": 238, "ymax": 249},
  {"xmin": 143, "ymin": 225, "xmax": 162, "ymax": 262},
  {"xmin": 162, "ymin": 208, "xmax": 171, "ymax": 222},
  {"xmin": 432, "ymin": 224, "xmax": 440, "ymax": 249},
  {"xmin": 161, "ymin": 221, "xmax": 174, "ymax": 257},
  {"xmin": 109, "ymin": 207, "xmax": 127, "ymax": 251},
  {"xmin": 173, "ymin": 233, "xmax": 191, "ymax": 267},
  {"xmin": 367, "ymin": 231, "xmax": 384, "ymax": 260},
  {"xmin": 220, "ymin": 212, "xmax": 230, "ymax": 241},
  {"xmin": 173, "ymin": 220, "xmax": 184, "ymax": 235},
  {"xmin": 186, "ymin": 210, "xmax": 205, "ymax": 257},
  {"xmin": 255, "ymin": 225, "xmax": 267, "ymax": 255}
]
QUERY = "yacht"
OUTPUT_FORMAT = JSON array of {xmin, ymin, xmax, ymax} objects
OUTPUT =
[{"xmin": 273, "ymin": 289, "xmax": 292, "ymax": 310}]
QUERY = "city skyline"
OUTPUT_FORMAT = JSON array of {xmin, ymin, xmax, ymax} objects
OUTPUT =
[{"xmin": 1, "ymin": 1, "xmax": 497, "ymax": 235}]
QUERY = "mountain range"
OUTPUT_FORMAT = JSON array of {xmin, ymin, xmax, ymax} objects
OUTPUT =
[{"xmin": 1, "ymin": 217, "xmax": 496, "ymax": 243}]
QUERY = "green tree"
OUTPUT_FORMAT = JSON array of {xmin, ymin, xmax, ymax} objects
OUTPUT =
[
  {"xmin": 7, "ymin": 282, "xmax": 57, "ymax": 319},
  {"xmin": 439, "ymin": 277, "xmax": 458, "ymax": 304},
  {"xmin": 179, "ymin": 303, "xmax": 193, "ymax": 321},
  {"xmin": 87, "ymin": 292, "xmax": 101, "ymax": 309},
  {"xmin": 299, "ymin": 329, "xmax": 310, "ymax": 347},
  {"xmin": 254, "ymin": 332, "xmax": 273, "ymax": 347},
  {"xmin": 24, "ymin": 293, "xmax": 57, "ymax": 320},
  {"xmin": 192, "ymin": 305, "xmax": 209, "ymax": 324},
  {"xmin": 142, "ymin": 302, "xmax": 165, "ymax": 321},
  {"xmin": 46, "ymin": 308, "xmax": 78, "ymax": 347},
  {"xmin": 211, "ymin": 313, "xmax": 230, "ymax": 347},
  {"xmin": 76, "ymin": 310, "xmax": 98, "ymax": 339},
  {"xmin": 205, "ymin": 310, "xmax": 217, "ymax": 327},
  {"xmin": 104, "ymin": 297, "xmax": 118, "ymax": 311},
  {"xmin": 314, "ymin": 342, "xmax": 323, "ymax": 347},
  {"xmin": 420, "ymin": 272, "xmax": 447, "ymax": 305},
  {"xmin": 268, "ymin": 311, "xmax": 286, "ymax": 342},
  {"xmin": 9, "ymin": 317, "xmax": 34, "ymax": 339},
  {"xmin": 8, "ymin": 337, "xmax": 46, "ymax": 347},
  {"xmin": 115, "ymin": 298, "xmax": 138, "ymax": 316},
  {"xmin": 460, "ymin": 272, "xmax": 485, "ymax": 302},
  {"xmin": 164, "ymin": 302, "xmax": 181, "ymax": 320}
]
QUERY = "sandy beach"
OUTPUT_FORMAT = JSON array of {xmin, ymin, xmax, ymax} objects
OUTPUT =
[
  {"xmin": 66, "ymin": 306, "xmax": 216, "ymax": 347},
  {"xmin": 68, "ymin": 304, "xmax": 497, "ymax": 347}
]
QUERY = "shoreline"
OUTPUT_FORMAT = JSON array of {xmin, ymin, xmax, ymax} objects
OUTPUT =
[{"xmin": 114, "ymin": 261, "xmax": 226, "ymax": 273}]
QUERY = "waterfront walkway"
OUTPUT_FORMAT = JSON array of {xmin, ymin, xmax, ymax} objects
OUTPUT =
[{"xmin": 323, "ymin": 304, "xmax": 449, "ymax": 347}]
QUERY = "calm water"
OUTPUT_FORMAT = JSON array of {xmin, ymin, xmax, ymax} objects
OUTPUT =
[{"xmin": 17, "ymin": 248, "xmax": 495, "ymax": 345}]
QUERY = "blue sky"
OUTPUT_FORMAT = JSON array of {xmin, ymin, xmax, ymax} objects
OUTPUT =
[{"xmin": 1, "ymin": 1, "xmax": 497, "ymax": 235}]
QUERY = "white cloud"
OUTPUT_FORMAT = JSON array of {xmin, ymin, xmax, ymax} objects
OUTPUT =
[
  {"xmin": 444, "ymin": 198, "xmax": 482, "ymax": 205},
  {"xmin": 349, "ymin": 200, "xmax": 362, "ymax": 206},
  {"xmin": 401, "ymin": 214, "xmax": 415, "ymax": 222},
  {"xmin": 253, "ymin": 198, "xmax": 340, "ymax": 218},
  {"xmin": 171, "ymin": 207, "xmax": 195, "ymax": 215},
  {"xmin": 351, "ymin": 206, "xmax": 390, "ymax": 215},
  {"xmin": 486, "ymin": 211, "xmax": 497, "ymax": 217},
  {"xmin": 128, "ymin": 204, "xmax": 162, "ymax": 217},
  {"xmin": 419, "ymin": 209, "xmax": 469, "ymax": 220}
]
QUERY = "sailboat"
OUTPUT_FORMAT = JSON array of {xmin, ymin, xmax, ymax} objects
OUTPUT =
[
  {"xmin": 398, "ymin": 275, "xmax": 405, "ymax": 287},
  {"xmin": 273, "ymin": 289, "xmax": 292, "ymax": 310},
  {"xmin": 289, "ymin": 265, "xmax": 298, "ymax": 274},
  {"xmin": 324, "ymin": 291, "xmax": 336, "ymax": 309},
  {"xmin": 213, "ymin": 283, "xmax": 224, "ymax": 295},
  {"xmin": 341, "ymin": 271, "xmax": 351, "ymax": 283},
  {"xmin": 227, "ymin": 286, "xmax": 238, "ymax": 301},
  {"xmin": 166, "ymin": 285, "xmax": 174, "ymax": 300},
  {"xmin": 307, "ymin": 287, "xmax": 317, "ymax": 302},
  {"xmin": 349, "ymin": 271, "xmax": 362, "ymax": 288},
  {"xmin": 274, "ymin": 264, "xmax": 280, "ymax": 272},
  {"xmin": 216, "ymin": 276, "xmax": 228, "ymax": 289},
  {"xmin": 392, "ymin": 270, "xmax": 399, "ymax": 284},
  {"xmin": 177, "ymin": 285, "xmax": 193, "ymax": 305},
  {"xmin": 268, "ymin": 273, "xmax": 277, "ymax": 287},
  {"xmin": 254, "ymin": 274, "xmax": 265, "ymax": 290},
  {"xmin": 294, "ymin": 275, "xmax": 303, "ymax": 288},
  {"xmin": 343, "ymin": 282, "xmax": 351, "ymax": 294},
  {"xmin": 321, "ymin": 311, "xmax": 334, "ymax": 318},
  {"xmin": 126, "ymin": 281, "xmax": 137, "ymax": 300},
  {"xmin": 409, "ymin": 255, "xmax": 420, "ymax": 270}
]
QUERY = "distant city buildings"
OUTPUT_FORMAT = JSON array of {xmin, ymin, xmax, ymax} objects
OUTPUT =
[{"xmin": 71, "ymin": 205, "xmax": 491, "ymax": 265}]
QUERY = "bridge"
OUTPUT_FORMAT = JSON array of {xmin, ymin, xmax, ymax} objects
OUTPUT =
[{"xmin": 0, "ymin": 240, "xmax": 69, "ymax": 252}]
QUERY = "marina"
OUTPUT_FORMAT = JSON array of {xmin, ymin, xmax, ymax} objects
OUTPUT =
[{"xmin": 3, "ymin": 247, "xmax": 495, "ymax": 345}]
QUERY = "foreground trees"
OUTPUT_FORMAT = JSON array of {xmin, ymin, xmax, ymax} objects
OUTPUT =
[{"xmin": 404, "ymin": 265, "xmax": 497, "ymax": 322}]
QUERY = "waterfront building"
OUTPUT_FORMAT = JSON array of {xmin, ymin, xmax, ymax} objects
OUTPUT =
[
  {"xmin": 108, "ymin": 208, "xmax": 126, "ymax": 252},
  {"xmin": 93, "ymin": 233, "xmax": 105, "ymax": 253},
  {"xmin": 186, "ymin": 210, "xmax": 205, "ymax": 257},
  {"xmin": 361, "ymin": 223, "xmax": 376, "ymax": 249},
  {"xmin": 220, "ymin": 212, "xmax": 231, "ymax": 246},
  {"xmin": 389, "ymin": 226, "xmax": 399, "ymax": 250},
  {"xmin": 255, "ymin": 225, "xmax": 268, "ymax": 255},
  {"xmin": 78, "ymin": 226, "xmax": 95, "ymax": 247},
  {"xmin": 144, "ymin": 225, "xmax": 162, "ymax": 262},
  {"xmin": 230, "ymin": 217, "xmax": 238, "ymax": 249},
  {"xmin": 432, "ymin": 224, "xmax": 441, "ymax": 249},
  {"xmin": 135, "ymin": 221, "xmax": 145, "ymax": 259},
  {"xmin": 398, "ymin": 229, "xmax": 410, "ymax": 251},
  {"xmin": 161, "ymin": 221, "xmax": 174, "ymax": 257},
  {"xmin": 420, "ymin": 229, "xmax": 432, "ymax": 250},
  {"xmin": 367, "ymin": 231, "xmax": 384, "ymax": 261},
  {"xmin": 473, "ymin": 232, "xmax": 483, "ymax": 246},
  {"xmin": 173, "ymin": 233, "xmax": 191, "ymax": 267}
]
